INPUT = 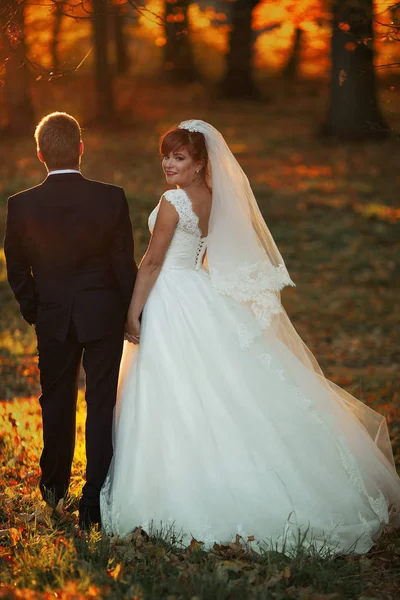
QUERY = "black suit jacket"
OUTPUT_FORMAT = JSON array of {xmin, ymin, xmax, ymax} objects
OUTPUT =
[{"xmin": 4, "ymin": 173, "xmax": 137, "ymax": 342}]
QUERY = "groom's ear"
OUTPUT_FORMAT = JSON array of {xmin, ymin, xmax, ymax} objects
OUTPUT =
[
  {"xmin": 79, "ymin": 141, "xmax": 84, "ymax": 157},
  {"xmin": 37, "ymin": 150, "xmax": 45, "ymax": 164}
]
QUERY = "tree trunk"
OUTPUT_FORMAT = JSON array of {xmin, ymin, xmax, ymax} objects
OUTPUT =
[
  {"xmin": 0, "ymin": 1, "xmax": 35, "ymax": 136},
  {"xmin": 282, "ymin": 27, "xmax": 303, "ymax": 80},
  {"xmin": 51, "ymin": 1, "xmax": 63, "ymax": 71},
  {"xmin": 92, "ymin": 0, "xmax": 115, "ymax": 122},
  {"xmin": 221, "ymin": 0, "xmax": 260, "ymax": 99},
  {"xmin": 164, "ymin": 0, "xmax": 197, "ymax": 82},
  {"xmin": 114, "ymin": 5, "xmax": 130, "ymax": 75},
  {"xmin": 321, "ymin": 0, "xmax": 389, "ymax": 140}
]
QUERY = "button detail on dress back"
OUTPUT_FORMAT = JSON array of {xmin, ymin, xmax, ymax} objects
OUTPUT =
[{"xmin": 195, "ymin": 239, "xmax": 206, "ymax": 270}]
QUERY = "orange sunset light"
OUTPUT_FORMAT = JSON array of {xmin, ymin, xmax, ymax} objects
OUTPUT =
[{"xmin": 17, "ymin": 0, "xmax": 400, "ymax": 80}]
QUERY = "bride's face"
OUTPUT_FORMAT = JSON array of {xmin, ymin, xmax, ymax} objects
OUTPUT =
[{"xmin": 162, "ymin": 146, "xmax": 201, "ymax": 187}]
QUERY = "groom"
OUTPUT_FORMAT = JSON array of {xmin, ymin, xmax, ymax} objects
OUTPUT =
[{"xmin": 4, "ymin": 112, "xmax": 137, "ymax": 528}]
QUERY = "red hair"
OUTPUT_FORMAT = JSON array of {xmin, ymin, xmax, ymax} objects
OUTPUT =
[{"xmin": 160, "ymin": 127, "xmax": 208, "ymax": 166}]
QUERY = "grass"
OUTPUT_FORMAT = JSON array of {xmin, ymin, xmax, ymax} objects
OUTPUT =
[{"xmin": 0, "ymin": 78, "xmax": 400, "ymax": 598}]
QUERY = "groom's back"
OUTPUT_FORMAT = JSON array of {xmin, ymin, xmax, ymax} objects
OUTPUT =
[
  {"xmin": 15, "ymin": 173, "xmax": 123, "ymax": 273},
  {"xmin": 6, "ymin": 173, "xmax": 136, "ymax": 342}
]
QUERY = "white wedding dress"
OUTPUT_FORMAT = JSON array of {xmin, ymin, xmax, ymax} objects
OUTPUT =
[{"xmin": 100, "ymin": 188, "xmax": 400, "ymax": 555}]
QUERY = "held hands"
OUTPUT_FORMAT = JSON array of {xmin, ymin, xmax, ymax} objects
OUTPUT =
[{"xmin": 125, "ymin": 314, "xmax": 141, "ymax": 344}]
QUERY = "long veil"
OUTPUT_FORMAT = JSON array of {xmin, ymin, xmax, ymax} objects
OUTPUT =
[{"xmin": 179, "ymin": 119, "xmax": 396, "ymax": 470}]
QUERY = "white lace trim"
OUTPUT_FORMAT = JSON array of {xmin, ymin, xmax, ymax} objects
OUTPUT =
[
  {"xmin": 163, "ymin": 189, "xmax": 201, "ymax": 237},
  {"xmin": 211, "ymin": 261, "xmax": 295, "ymax": 295},
  {"xmin": 211, "ymin": 261, "xmax": 293, "ymax": 332}
]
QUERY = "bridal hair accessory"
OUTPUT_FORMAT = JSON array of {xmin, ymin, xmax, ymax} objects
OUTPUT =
[
  {"xmin": 176, "ymin": 119, "xmax": 396, "ymax": 471},
  {"xmin": 179, "ymin": 123, "xmax": 201, "ymax": 133}
]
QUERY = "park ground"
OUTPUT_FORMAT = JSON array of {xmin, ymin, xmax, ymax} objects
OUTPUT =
[{"xmin": 0, "ymin": 79, "xmax": 400, "ymax": 599}]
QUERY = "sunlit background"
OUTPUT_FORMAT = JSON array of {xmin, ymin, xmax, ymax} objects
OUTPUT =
[
  {"xmin": 14, "ymin": 1, "xmax": 400, "ymax": 79},
  {"xmin": 1, "ymin": 0, "xmax": 400, "ymax": 591}
]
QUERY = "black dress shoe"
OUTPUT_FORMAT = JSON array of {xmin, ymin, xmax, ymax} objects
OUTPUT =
[
  {"xmin": 40, "ymin": 485, "xmax": 64, "ymax": 509},
  {"xmin": 78, "ymin": 502, "xmax": 101, "ymax": 530}
]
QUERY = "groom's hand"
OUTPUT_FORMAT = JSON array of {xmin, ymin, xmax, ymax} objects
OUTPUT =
[{"xmin": 125, "ymin": 315, "xmax": 141, "ymax": 345}]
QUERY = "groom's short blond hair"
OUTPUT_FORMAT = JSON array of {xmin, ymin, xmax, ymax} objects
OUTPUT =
[{"xmin": 35, "ymin": 112, "xmax": 82, "ymax": 170}]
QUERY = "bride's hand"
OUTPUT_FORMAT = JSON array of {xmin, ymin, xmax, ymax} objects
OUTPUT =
[{"xmin": 125, "ymin": 315, "xmax": 141, "ymax": 344}]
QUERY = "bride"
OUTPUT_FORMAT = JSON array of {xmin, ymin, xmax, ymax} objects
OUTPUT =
[{"xmin": 100, "ymin": 119, "xmax": 400, "ymax": 555}]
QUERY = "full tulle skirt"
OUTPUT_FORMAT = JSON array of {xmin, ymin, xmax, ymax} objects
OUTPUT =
[{"xmin": 100, "ymin": 267, "xmax": 400, "ymax": 555}]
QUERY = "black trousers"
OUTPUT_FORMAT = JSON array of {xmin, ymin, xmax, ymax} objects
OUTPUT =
[{"xmin": 37, "ymin": 323, "xmax": 124, "ymax": 508}]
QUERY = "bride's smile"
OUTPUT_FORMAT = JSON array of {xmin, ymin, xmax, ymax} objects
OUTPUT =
[{"xmin": 162, "ymin": 143, "xmax": 205, "ymax": 188}]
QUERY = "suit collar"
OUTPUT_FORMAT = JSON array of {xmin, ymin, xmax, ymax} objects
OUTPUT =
[{"xmin": 42, "ymin": 172, "xmax": 85, "ymax": 184}]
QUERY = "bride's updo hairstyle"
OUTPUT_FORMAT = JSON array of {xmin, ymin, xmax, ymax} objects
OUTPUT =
[{"xmin": 160, "ymin": 127, "xmax": 209, "ymax": 182}]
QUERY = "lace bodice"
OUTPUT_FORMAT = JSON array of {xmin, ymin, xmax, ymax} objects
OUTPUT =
[{"xmin": 148, "ymin": 189, "xmax": 207, "ymax": 271}]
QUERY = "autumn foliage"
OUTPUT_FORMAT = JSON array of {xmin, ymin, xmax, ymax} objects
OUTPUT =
[{"xmin": 1, "ymin": 19, "xmax": 400, "ymax": 594}]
